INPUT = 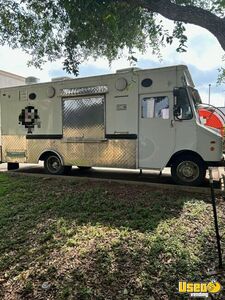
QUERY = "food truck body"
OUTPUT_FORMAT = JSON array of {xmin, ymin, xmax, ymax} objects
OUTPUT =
[{"xmin": 0, "ymin": 65, "xmax": 223, "ymax": 185}]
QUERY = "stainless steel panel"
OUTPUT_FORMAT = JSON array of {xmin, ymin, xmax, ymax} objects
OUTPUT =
[
  {"xmin": 2, "ymin": 135, "xmax": 27, "ymax": 162},
  {"xmin": 61, "ymin": 86, "xmax": 108, "ymax": 97},
  {"xmin": 2, "ymin": 136, "xmax": 136, "ymax": 169},
  {"xmin": 63, "ymin": 140, "xmax": 136, "ymax": 168},
  {"xmin": 63, "ymin": 96, "xmax": 105, "ymax": 140},
  {"xmin": 27, "ymin": 139, "xmax": 136, "ymax": 168},
  {"xmin": 27, "ymin": 139, "xmax": 62, "ymax": 163}
]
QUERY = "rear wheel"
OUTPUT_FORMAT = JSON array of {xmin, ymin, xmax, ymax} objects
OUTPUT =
[
  {"xmin": 44, "ymin": 154, "xmax": 65, "ymax": 175},
  {"xmin": 171, "ymin": 155, "xmax": 206, "ymax": 186}
]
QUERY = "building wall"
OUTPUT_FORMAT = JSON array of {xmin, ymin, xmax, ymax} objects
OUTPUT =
[{"xmin": 0, "ymin": 70, "xmax": 25, "ymax": 88}]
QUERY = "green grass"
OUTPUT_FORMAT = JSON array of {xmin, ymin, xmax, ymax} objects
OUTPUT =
[{"xmin": 0, "ymin": 173, "xmax": 224, "ymax": 299}]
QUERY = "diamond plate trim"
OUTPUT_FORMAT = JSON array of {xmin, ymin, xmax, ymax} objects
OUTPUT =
[
  {"xmin": 2, "ymin": 136, "xmax": 137, "ymax": 168},
  {"xmin": 28, "ymin": 140, "xmax": 136, "ymax": 168},
  {"xmin": 2, "ymin": 135, "xmax": 27, "ymax": 162}
]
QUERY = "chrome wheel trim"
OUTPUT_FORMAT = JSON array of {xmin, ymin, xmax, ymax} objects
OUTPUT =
[
  {"xmin": 47, "ymin": 156, "xmax": 62, "ymax": 173},
  {"xmin": 177, "ymin": 160, "xmax": 200, "ymax": 183}
]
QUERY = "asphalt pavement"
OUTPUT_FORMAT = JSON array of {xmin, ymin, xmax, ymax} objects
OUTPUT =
[{"xmin": 0, "ymin": 162, "xmax": 223, "ymax": 191}]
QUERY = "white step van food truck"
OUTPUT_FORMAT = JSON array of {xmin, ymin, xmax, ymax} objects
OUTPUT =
[{"xmin": 0, "ymin": 65, "xmax": 223, "ymax": 185}]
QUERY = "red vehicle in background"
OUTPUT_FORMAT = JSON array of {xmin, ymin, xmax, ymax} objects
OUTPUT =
[
  {"xmin": 198, "ymin": 107, "xmax": 224, "ymax": 136},
  {"xmin": 189, "ymin": 88, "xmax": 225, "ymax": 136}
]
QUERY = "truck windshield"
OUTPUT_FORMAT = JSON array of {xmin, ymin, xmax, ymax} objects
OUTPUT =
[
  {"xmin": 188, "ymin": 87, "xmax": 202, "ymax": 109},
  {"xmin": 175, "ymin": 88, "xmax": 193, "ymax": 120}
]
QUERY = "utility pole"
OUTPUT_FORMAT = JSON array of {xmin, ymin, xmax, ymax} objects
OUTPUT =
[{"xmin": 208, "ymin": 84, "xmax": 211, "ymax": 105}]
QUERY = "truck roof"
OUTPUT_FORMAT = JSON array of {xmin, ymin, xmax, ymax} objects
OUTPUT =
[{"xmin": 0, "ymin": 64, "xmax": 190, "ymax": 91}]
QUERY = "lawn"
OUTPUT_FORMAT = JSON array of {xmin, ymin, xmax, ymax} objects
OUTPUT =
[{"xmin": 0, "ymin": 173, "xmax": 224, "ymax": 300}]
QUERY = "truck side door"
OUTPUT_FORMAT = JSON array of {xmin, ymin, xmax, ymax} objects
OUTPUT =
[{"xmin": 139, "ymin": 92, "xmax": 175, "ymax": 169}]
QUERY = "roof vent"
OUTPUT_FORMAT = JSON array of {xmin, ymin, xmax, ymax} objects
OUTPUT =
[
  {"xmin": 25, "ymin": 77, "xmax": 40, "ymax": 85},
  {"xmin": 51, "ymin": 76, "xmax": 73, "ymax": 82},
  {"xmin": 116, "ymin": 67, "xmax": 141, "ymax": 73}
]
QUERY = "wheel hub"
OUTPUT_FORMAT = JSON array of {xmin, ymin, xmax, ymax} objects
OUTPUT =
[
  {"xmin": 52, "ymin": 161, "xmax": 59, "ymax": 169},
  {"xmin": 177, "ymin": 161, "xmax": 199, "ymax": 182},
  {"xmin": 47, "ymin": 156, "xmax": 62, "ymax": 173},
  {"xmin": 182, "ymin": 165, "xmax": 194, "ymax": 177}
]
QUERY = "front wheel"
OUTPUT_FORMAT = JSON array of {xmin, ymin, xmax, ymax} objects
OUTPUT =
[
  {"xmin": 44, "ymin": 155, "xmax": 65, "ymax": 175},
  {"xmin": 171, "ymin": 155, "xmax": 206, "ymax": 186}
]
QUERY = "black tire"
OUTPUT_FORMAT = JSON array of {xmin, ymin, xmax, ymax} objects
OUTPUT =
[
  {"xmin": 64, "ymin": 166, "xmax": 72, "ymax": 175},
  {"xmin": 8, "ymin": 162, "xmax": 19, "ymax": 170},
  {"xmin": 44, "ymin": 154, "xmax": 65, "ymax": 175},
  {"xmin": 171, "ymin": 155, "xmax": 206, "ymax": 186}
]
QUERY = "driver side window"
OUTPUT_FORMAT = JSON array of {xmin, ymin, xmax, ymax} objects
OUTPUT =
[{"xmin": 141, "ymin": 96, "xmax": 169, "ymax": 119}]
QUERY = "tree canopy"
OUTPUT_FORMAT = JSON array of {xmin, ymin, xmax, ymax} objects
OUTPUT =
[{"xmin": 0, "ymin": 0, "xmax": 225, "ymax": 75}]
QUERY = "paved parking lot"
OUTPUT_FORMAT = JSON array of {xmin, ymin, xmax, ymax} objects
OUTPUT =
[{"xmin": 0, "ymin": 162, "xmax": 223, "ymax": 191}]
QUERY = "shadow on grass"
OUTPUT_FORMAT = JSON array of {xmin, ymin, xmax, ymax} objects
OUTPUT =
[{"xmin": 0, "ymin": 174, "xmax": 223, "ymax": 299}]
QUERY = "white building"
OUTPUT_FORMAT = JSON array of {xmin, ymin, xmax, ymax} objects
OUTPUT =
[{"xmin": 0, "ymin": 70, "xmax": 25, "ymax": 88}]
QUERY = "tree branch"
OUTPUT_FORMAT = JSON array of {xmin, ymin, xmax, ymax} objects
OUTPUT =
[{"xmin": 131, "ymin": 0, "xmax": 225, "ymax": 51}]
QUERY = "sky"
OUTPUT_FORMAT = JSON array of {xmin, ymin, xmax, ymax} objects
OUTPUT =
[{"xmin": 0, "ymin": 18, "xmax": 225, "ymax": 107}]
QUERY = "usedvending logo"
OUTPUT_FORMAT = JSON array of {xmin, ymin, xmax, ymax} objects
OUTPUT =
[
  {"xmin": 179, "ymin": 280, "xmax": 222, "ymax": 297},
  {"xmin": 19, "ymin": 106, "xmax": 40, "ymax": 134}
]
